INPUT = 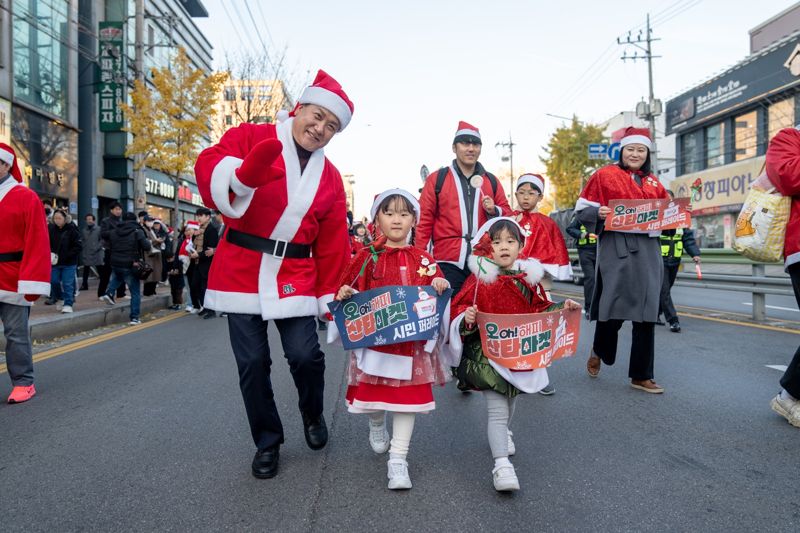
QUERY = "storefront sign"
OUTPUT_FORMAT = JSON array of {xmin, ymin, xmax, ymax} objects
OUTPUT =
[
  {"xmin": 0, "ymin": 98, "xmax": 10, "ymax": 145},
  {"xmin": 670, "ymin": 157, "xmax": 764, "ymax": 214},
  {"xmin": 666, "ymin": 34, "xmax": 800, "ymax": 134},
  {"xmin": 328, "ymin": 285, "xmax": 451, "ymax": 350},
  {"xmin": 145, "ymin": 177, "xmax": 175, "ymax": 199},
  {"xmin": 476, "ymin": 308, "xmax": 581, "ymax": 371},
  {"xmin": 607, "ymin": 198, "xmax": 692, "ymax": 232},
  {"xmin": 178, "ymin": 184, "xmax": 204, "ymax": 206},
  {"xmin": 98, "ymin": 22, "xmax": 125, "ymax": 131}
]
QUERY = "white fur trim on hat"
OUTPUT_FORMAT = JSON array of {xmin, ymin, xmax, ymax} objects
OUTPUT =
[
  {"xmin": 454, "ymin": 127, "xmax": 480, "ymax": 139},
  {"xmin": 467, "ymin": 254, "xmax": 545, "ymax": 285},
  {"xmin": 470, "ymin": 216, "xmax": 528, "ymax": 248},
  {"xmin": 0, "ymin": 147, "xmax": 13, "ymax": 166},
  {"xmin": 370, "ymin": 188, "xmax": 420, "ymax": 220},
  {"xmin": 299, "ymin": 86, "xmax": 352, "ymax": 131},
  {"xmin": 620, "ymin": 134, "xmax": 652, "ymax": 150},
  {"xmin": 516, "ymin": 174, "xmax": 544, "ymax": 193}
]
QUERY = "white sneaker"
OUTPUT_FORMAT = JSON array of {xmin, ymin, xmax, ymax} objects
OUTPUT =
[
  {"xmin": 771, "ymin": 393, "xmax": 800, "ymax": 428},
  {"xmin": 387, "ymin": 458, "xmax": 412, "ymax": 490},
  {"xmin": 368, "ymin": 417, "xmax": 390, "ymax": 454},
  {"xmin": 507, "ymin": 430, "xmax": 516, "ymax": 456},
  {"xmin": 492, "ymin": 464, "xmax": 520, "ymax": 492},
  {"xmin": 189, "ymin": 308, "xmax": 199, "ymax": 314},
  {"xmin": 101, "ymin": 294, "xmax": 115, "ymax": 306},
  {"xmin": 129, "ymin": 318, "xmax": 142, "ymax": 325},
  {"xmin": 184, "ymin": 305, "xmax": 194, "ymax": 313},
  {"xmin": 61, "ymin": 305, "xmax": 73, "ymax": 313}
]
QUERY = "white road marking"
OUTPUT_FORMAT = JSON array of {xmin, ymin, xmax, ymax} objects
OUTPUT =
[
  {"xmin": 766, "ymin": 365, "xmax": 788, "ymax": 372},
  {"xmin": 742, "ymin": 303, "xmax": 799, "ymax": 313}
]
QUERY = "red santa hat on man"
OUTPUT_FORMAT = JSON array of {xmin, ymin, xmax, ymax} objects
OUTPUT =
[
  {"xmin": 619, "ymin": 127, "xmax": 652, "ymax": 150},
  {"xmin": 516, "ymin": 173, "xmax": 545, "ymax": 194},
  {"xmin": 277, "ymin": 70, "xmax": 354, "ymax": 131},
  {"xmin": 0, "ymin": 142, "xmax": 23, "ymax": 182},
  {"xmin": 453, "ymin": 121, "xmax": 482, "ymax": 145}
]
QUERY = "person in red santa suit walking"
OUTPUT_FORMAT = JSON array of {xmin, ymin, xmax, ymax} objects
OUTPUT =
[
  {"xmin": 513, "ymin": 173, "xmax": 573, "ymax": 396},
  {"xmin": 575, "ymin": 127, "xmax": 669, "ymax": 394},
  {"xmin": 194, "ymin": 70, "xmax": 353, "ymax": 479},
  {"xmin": 416, "ymin": 121, "xmax": 511, "ymax": 296},
  {"xmin": 0, "ymin": 143, "xmax": 52, "ymax": 404}
]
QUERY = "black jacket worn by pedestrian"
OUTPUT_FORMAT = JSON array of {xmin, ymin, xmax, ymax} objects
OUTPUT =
[
  {"xmin": 49, "ymin": 222, "xmax": 83, "ymax": 266},
  {"xmin": 661, "ymin": 228, "xmax": 701, "ymax": 267},
  {"xmin": 108, "ymin": 220, "xmax": 152, "ymax": 267},
  {"xmin": 198, "ymin": 222, "xmax": 219, "ymax": 267},
  {"xmin": 566, "ymin": 216, "xmax": 597, "ymax": 249},
  {"xmin": 100, "ymin": 214, "xmax": 122, "ymax": 248}
]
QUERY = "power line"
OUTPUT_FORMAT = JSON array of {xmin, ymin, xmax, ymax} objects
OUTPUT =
[{"xmin": 241, "ymin": 1, "xmax": 277, "ymax": 75}]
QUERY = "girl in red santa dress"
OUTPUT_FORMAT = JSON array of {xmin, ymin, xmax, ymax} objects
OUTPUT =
[
  {"xmin": 513, "ymin": 174, "xmax": 573, "ymax": 396},
  {"xmin": 449, "ymin": 217, "xmax": 581, "ymax": 492},
  {"xmin": 332, "ymin": 189, "xmax": 450, "ymax": 490}
]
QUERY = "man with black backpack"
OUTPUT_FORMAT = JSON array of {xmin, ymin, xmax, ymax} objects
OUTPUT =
[
  {"xmin": 101, "ymin": 212, "xmax": 152, "ymax": 325},
  {"xmin": 417, "ymin": 121, "xmax": 510, "ymax": 295}
]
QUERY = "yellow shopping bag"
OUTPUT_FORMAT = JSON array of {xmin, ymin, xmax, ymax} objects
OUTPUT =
[{"xmin": 733, "ymin": 185, "xmax": 790, "ymax": 262}]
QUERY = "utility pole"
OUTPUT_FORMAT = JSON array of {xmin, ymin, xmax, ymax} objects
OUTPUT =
[
  {"xmin": 133, "ymin": 0, "xmax": 146, "ymax": 212},
  {"xmin": 618, "ymin": 13, "xmax": 662, "ymax": 174},
  {"xmin": 495, "ymin": 133, "xmax": 515, "ymax": 208}
]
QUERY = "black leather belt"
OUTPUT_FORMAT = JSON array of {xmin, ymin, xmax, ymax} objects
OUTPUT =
[
  {"xmin": 226, "ymin": 228, "xmax": 312, "ymax": 259},
  {"xmin": 0, "ymin": 251, "xmax": 23, "ymax": 262}
]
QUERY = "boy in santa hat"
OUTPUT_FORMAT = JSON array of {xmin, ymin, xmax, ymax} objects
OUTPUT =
[
  {"xmin": 194, "ymin": 70, "xmax": 353, "ymax": 479},
  {"xmin": 0, "ymin": 143, "xmax": 52, "ymax": 403}
]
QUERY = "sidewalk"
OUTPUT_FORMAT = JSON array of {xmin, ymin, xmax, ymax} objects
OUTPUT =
[{"xmin": 1, "ymin": 278, "xmax": 172, "ymax": 350}]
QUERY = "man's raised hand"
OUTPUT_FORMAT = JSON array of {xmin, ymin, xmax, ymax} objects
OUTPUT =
[{"xmin": 235, "ymin": 139, "xmax": 284, "ymax": 189}]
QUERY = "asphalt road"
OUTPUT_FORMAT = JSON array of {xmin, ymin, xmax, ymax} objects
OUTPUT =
[{"xmin": 1, "ymin": 311, "xmax": 799, "ymax": 532}]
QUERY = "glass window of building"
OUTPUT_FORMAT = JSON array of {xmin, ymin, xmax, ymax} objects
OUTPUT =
[
  {"xmin": 681, "ymin": 130, "xmax": 703, "ymax": 174},
  {"xmin": 224, "ymin": 87, "xmax": 236, "ymax": 101},
  {"xmin": 241, "ymin": 86, "xmax": 254, "ymax": 101},
  {"xmin": 225, "ymin": 115, "xmax": 232, "ymax": 125},
  {"xmin": 706, "ymin": 123, "xmax": 725, "ymax": 168},
  {"xmin": 768, "ymin": 97, "xmax": 794, "ymax": 141},
  {"xmin": 734, "ymin": 110, "xmax": 758, "ymax": 161},
  {"xmin": 11, "ymin": 0, "xmax": 71, "ymax": 119}
]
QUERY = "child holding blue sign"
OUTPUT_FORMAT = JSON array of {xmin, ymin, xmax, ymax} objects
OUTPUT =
[
  {"xmin": 333, "ymin": 189, "xmax": 450, "ymax": 490},
  {"xmin": 449, "ymin": 217, "xmax": 581, "ymax": 492}
]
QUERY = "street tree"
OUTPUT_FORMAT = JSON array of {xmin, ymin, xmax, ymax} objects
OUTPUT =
[
  {"xmin": 540, "ymin": 117, "xmax": 606, "ymax": 208},
  {"xmin": 122, "ymin": 47, "xmax": 227, "ymax": 222}
]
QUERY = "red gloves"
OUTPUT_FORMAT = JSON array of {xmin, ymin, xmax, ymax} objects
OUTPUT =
[
  {"xmin": 235, "ymin": 139, "xmax": 285, "ymax": 189},
  {"xmin": 24, "ymin": 294, "xmax": 40, "ymax": 302}
]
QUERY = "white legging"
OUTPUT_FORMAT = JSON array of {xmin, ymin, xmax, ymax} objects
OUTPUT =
[
  {"xmin": 483, "ymin": 391, "xmax": 517, "ymax": 459},
  {"xmin": 370, "ymin": 411, "xmax": 416, "ymax": 458}
]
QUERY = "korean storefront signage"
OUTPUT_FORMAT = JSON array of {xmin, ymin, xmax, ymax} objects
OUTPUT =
[
  {"xmin": 0, "ymin": 98, "xmax": 10, "ymax": 145},
  {"xmin": 98, "ymin": 22, "xmax": 125, "ymax": 132},
  {"xmin": 145, "ymin": 177, "xmax": 175, "ymax": 199},
  {"xmin": 669, "ymin": 157, "xmax": 764, "ymax": 215},
  {"xmin": 178, "ymin": 184, "xmax": 204, "ymax": 206}
]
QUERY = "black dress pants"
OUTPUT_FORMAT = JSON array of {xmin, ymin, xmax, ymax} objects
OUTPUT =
[
  {"xmin": 227, "ymin": 314, "xmax": 326, "ymax": 451},
  {"xmin": 659, "ymin": 262, "xmax": 680, "ymax": 324},
  {"xmin": 780, "ymin": 263, "xmax": 800, "ymax": 398},
  {"xmin": 577, "ymin": 247, "xmax": 596, "ymax": 313},
  {"xmin": 593, "ymin": 319, "xmax": 655, "ymax": 381},
  {"xmin": 439, "ymin": 262, "xmax": 471, "ymax": 298}
]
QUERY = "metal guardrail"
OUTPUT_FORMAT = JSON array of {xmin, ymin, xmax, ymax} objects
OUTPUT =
[{"xmin": 567, "ymin": 248, "xmax": 793, "ymax": 321}]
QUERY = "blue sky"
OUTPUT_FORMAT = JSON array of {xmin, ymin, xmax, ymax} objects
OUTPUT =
[{"xmin": 196, "ymin": 0, "xmax": 793, "ymax": 217}]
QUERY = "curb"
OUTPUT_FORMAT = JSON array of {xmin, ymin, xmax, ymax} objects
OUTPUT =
[{"xmin": 0, "ymin": 295, "xmax": 171, "ymax": 351}]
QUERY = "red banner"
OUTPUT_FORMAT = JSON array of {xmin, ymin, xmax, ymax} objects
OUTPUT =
[
  {"xmin": 607, "ymin": 198, "xmax": 692, "ymax": 232},
  {"xmin": 476, "ymin": 308, "xmax": 582, "ymax": 370}
]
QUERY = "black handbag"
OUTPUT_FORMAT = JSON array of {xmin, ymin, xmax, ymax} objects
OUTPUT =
[{"xmin": 132, "ymin": 256, "xmax": 153, "ymax": 280}]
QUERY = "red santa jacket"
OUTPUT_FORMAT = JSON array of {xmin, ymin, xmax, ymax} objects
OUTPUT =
[
  {"xmin": 0, "ymin": 177, "xmax": 51, "ymax": 305},
  {"xmin": 416, "ymin": 163, "xmax": 510, "ymax": 266},
  {"xmin": 194, "ymin": 119, "xmax": 350, "ymax": 319},
  {"xmin": 514, "ymin": 210, "xmax": 572, "ymax": 280},
  {"xmin": 336, "ymin": 241, "xmax": 446, "ymax": 380},
  {"xmin": 765, "ymin": 128, "xmax": 800, "ymax": 269},
  {"xmin": 575, "ymin": 164, "xmax": 668, "ymax": 233}
]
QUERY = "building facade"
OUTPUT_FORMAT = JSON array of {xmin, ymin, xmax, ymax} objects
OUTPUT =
[
  {"xmin": 214, "ymin": 78, "xmax": 291, "ymax": 141},
  {"xmin": 665, "ymin": 11, "xmax": 800, "ymax": 248}
]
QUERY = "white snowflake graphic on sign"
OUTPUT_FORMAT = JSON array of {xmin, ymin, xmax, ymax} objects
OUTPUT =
[
  {"xmin": 374, "ymin": 335, "xmax": 387, "ymax": 345},
  {"xmin": 395, "ymin": 287, "xmax": 406, "ymax": 299},
  {"xmin": 546, "ymin": 315, "xmax": 556, "ymax": 327}
]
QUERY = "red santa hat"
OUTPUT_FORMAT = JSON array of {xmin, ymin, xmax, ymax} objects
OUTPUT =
[
  {"xmin": 185, "ymin": 220, "xmax": 199, "ymax": 231},
  {"xmin": 516, "ymin": 173, "xmax": 545, "ymax": 194},
  {"xmin": 370, "ymin": 188, "xmax": 420, "ymax": 221},
  {"xmin": 277, "ymin": 70, "xmax": 354, "ymax": 131},
  {"xmin": 619, "ymin": 127, "xmax": 652, "ymax": 150},
  {"xmin": 453, "ymin": 121, "xmax": 481, "ymax": 145},
  {"xmin": 0, "ymin": 143, "xmax": 23, "ymax": 182}
]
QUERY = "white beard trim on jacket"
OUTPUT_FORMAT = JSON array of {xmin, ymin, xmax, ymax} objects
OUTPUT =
[{"xmin": 467, "ymin": 254, "xmax": 545, "ymax": 286}]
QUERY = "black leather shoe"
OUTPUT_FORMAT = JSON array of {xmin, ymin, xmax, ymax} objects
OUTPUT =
[
  {"xmin": 44, "ymin": 299, "xmax": 56, "ymax": 305},
  {"xmin": 251, "ymin": 446, "xmax": 279, "ymax": 479},
  {"xmin": 302, "ymin": 412, "xmax": 328, "ymax": 450},
  {"xmin": 669, "ymin": 322, "xmax": 681, "ymax": 333},
  {"xmin": 202, "ymin": 309, "xmax": 216, "ymax": 319}
]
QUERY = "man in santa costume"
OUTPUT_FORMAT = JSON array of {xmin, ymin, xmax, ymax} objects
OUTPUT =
[
  {"xmin": 0, "ymin": 143, "xmax": 51, "ymax": 404},
  {"xmin": 194, "ymin": 70, "xmax": 353, "ymax": 479},
  {"xmin": 417, "ymin": 121, "xmax": 510, "ymax": 296}
]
